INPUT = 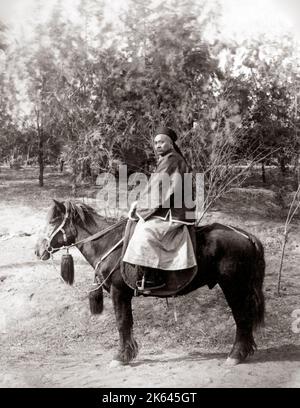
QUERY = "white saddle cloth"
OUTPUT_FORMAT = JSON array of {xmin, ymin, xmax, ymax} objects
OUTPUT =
[{"xmin": 123, "ymin": 217, "xmax": 197, "ymax": 270}]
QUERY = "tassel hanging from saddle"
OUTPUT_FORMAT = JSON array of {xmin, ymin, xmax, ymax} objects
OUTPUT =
[{"xmin": 60, "ymin": 252, "xmax": 74, "ymax": 285}]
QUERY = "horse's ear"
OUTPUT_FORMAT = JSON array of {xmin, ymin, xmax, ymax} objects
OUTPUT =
[{"xmin": 53, "ymin": 199, "xmax": 65, "ymax": 214}]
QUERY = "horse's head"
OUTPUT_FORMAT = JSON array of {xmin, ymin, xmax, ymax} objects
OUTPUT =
[{"xmin": 35, "ymin": 199, "xmax": 77, "ymax": 260}]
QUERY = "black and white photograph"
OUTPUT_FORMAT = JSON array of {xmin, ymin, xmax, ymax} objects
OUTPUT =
[{"xmin": 0, "ymin": 0, "xmax": 299, "ymax": 390}]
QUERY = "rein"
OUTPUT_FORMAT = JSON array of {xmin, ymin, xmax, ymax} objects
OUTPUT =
[{"xmin": 47, "ymin": 215, "xmax": 127, "ymax": 254}]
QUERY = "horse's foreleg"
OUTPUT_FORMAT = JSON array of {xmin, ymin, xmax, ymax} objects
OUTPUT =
[
  {"xmin": 111, "ymin": 285, "xmax": 138, "ymax": 365},
  {"xmin": 219, "ymin": 278, "xmax": 257, "ymax": 365}
]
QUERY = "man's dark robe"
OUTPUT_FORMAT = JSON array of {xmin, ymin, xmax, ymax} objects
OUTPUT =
[
  {"xmin": 123, "ymin": 150, "xmax": 196, "ymax": 270},
  {"xmin": 136, "ymin": 150, "xmax": 195, "ymax": 222}
]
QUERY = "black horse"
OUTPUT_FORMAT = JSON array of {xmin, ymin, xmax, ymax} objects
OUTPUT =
[{"xmin": 35, "ymin": 200, "xmax": 265, "ymax": 366}]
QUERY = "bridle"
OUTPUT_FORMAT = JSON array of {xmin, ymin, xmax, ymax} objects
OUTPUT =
[
  {"xmin": 45, "ymin": 206, "xmax": 127, "ymax": 255},
  {"xmin": 43, "ymin": 205, "xmax": 126, "ymax": 294},
  {"xmin": 46, "ymin": 211, "xmax": 72, "ymax": 253}
]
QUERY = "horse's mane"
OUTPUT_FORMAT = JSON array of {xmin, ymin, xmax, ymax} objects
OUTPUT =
[
  {"xmin": 48, "ymin": 200, "xmax": 120, "ymax": 229},
  {"xmin": 65, "ymin": 201, "xmax": 100, "ymax": 227}
]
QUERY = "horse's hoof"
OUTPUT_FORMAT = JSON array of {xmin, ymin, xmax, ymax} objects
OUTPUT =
[
  {"xmin": 109, "ymin": 359, "xmax": 126, "ymax": 368},
  {"xmin": 224, "ymin": 357, "xmax": 240, "ymax": 366}
]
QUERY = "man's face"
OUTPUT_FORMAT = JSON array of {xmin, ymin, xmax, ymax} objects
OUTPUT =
[{"xmin": 154, "ymin": 134, "xmax": 173, "ymax": 156}]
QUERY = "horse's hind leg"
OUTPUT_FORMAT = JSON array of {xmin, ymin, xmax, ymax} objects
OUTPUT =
[
  {"xmin": 110, "ymin": 285, "xmax": 138, "ymax": 365},
  {"xmin": 219, "ymin": 266, "xmax": 260, "ymax": 365}
]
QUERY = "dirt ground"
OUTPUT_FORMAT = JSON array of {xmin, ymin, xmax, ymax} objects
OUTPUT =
[{"xmin": 0, "ymin": 166, "xmax": 300, "ymax": 388}]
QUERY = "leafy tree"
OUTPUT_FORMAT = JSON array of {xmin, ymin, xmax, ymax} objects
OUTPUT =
[
  {"xmin": 231, "ymin": 36, "xmax": 299, "ymax": 181},
  {"xmin": 2, "ymin": 0, "xmax": 300, "ymax": 195}
]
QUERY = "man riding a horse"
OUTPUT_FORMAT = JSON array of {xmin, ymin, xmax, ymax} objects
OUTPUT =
[
  {"xmin": 35, "ymin": 127, "xmax": 265, "ymax": 366},
  {"xmin": 122, "ymin": 126, "xmax": 197, "ymax": 292}
]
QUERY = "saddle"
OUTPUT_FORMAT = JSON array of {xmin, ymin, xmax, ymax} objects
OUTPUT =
[{"xmin": 120, "ymin": 219, "xmax": 198, "ymax": 297}]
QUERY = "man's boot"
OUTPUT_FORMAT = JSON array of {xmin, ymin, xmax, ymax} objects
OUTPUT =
[{"xmin": 137, "ymin": 267, "xmax": 165, "ymax": 292}]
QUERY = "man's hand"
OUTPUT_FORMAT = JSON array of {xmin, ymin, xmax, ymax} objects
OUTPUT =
[{"xmin": 128, "ymin": 201, "xmax": 138, "ymax": 220}]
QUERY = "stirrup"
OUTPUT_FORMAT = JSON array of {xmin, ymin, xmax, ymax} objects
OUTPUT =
[{"xmin": 136, "ymin": 276, "xmax": 165, "ymax": 293}]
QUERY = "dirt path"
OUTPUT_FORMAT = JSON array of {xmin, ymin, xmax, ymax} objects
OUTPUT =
[
  {"xmin": 1, "ymin": 234, "xmax": 300, "ymax": 388},
  {"xmin": 1, "ymin": 343, "xmax": 300, "ymax": 388}
]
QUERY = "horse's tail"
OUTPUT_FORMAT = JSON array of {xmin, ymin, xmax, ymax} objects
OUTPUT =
[
  {"xmin": 89, "ymin": 284, "xmax": 103, "ymax": 314},
  {"xmin": 249, "ymin": 235, "xmax": 265, "ymax": 329}
]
